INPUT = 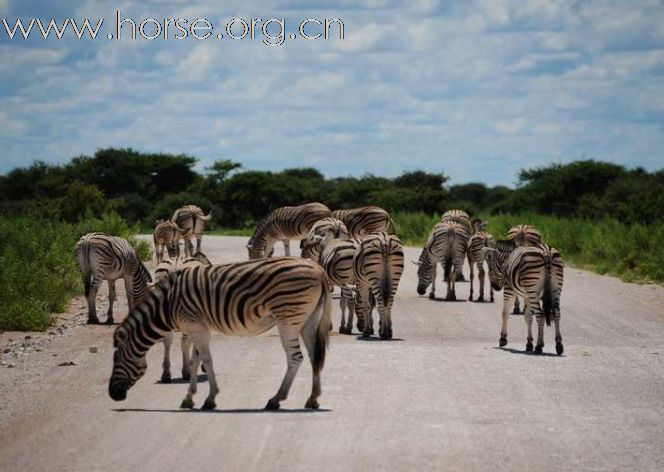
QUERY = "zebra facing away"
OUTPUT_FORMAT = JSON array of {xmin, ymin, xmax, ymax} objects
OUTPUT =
[
  {"xmin": 353, "ymin": 232, "xmax": 404, "ymax": 339},
  {"xmin": 109, "ymin": 257, "xmax": 331, "ymax": 411},
  {"xmin": 153, "ymin": 219, "xmax": 188, "ymax": 263},
  {"xmin": 171, "ymin": 205, "xmax": 212, "ymax": 257},
  {"xmin": 75, "ymin": 233, "xmax": 152, "ymax": 324},
  {"xmin": 441, "ymin": 209, "xmax": 472, "ymax": 233},
  {"xmin": 483, "ymin": 240, "xmax": 564, "ymax": 355},
  {"xmin": 467, "ymin": 219, "xmax": 495, "ymax": 302},
  {"xmin": 506, "ymin": 224, "xmax": 544, "ymax": 314},
  {"xmin": 415, "ymin": 221, "xmax": 470, "ymax": 301},
  {"xmin": 154, "ymin": 251, "xmax": 213, "ymax": 383},
  {"xmin": 247, "ymin": 202, "xmax": 331, "ymax": 259},
  {"xmin": 331, "ymin": 206, "xmax": 395, "ymax": 238}
]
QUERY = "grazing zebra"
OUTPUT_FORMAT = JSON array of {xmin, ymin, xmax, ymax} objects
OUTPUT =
[
  {"xmin": 247, "ymin": 202, "xmax": 331, "ymax": 259},
  {"xmin": 109, "ymin": 257, "xmax": 331, "ymax": 411},
  {"xmin": 467, "ymin": 219, "xmax": 495, "ymax": 302},
  {"xmin": 171, "ymin": 205, "xmax": 212, "ymax": 257},
  {"xmin": 331, "ymin": 206, "xmax": 395, "ymax": 238},
  {"xmin": 155, "ymin": 252, "xmax": 212, "ymax": 383},
  {"xmin": 483, "ymin": 240, "xmax": 564, "ymax": 355},
  {"xmin": 75, "ymin": 233, "xmax": 152, "ymax": 325},
  {"xmin": 299, "ymin": 217, "xmax": 349, "ymax": 262},
  {"xmin": 506, "ymin": 224, "xmax": 543, "ymax": 313},
  {"xmin": 153, "ymin": 219, "xmax": 188, "ymax": 263},
  {"xmin": 353, "ymin": 232, "xmax": 404, "ymax": 339},
  {"xmin": 415, "ymin": 221, "xmax": 470, "ymax": 301}
]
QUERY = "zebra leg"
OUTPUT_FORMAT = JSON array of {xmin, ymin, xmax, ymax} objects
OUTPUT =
[
  {"xmin": 283, "ymin": 240, "xmax": 291, "ymax": 256},
  {"xmin": 161, "ymin": 332, "xmax": 173, "ymax": 383},
  {"xmin": 339, "ymin": 296, "xmax": 348, "ymax": 334},
  {"xmin": 105, "ymin": 279, "xmax": 117, "ymax": 325},
  {"xmin": 500, "ymin": 289, "xmax": 516, "ymax": 347},
  {"xmin": 378, "ymin": 302, "xmax": 393, "ymax": 340},
  {"xmin": 429, "ymin": 263, "xmax": 437, "ymax": 299},
  {"xmin": 469, "ymin": 262, "xmax": 475, "ymax": 301},
  {"xmin": 180, "ymin": 342, "xmax": 200, "ymax": 409},
  {"xmin": 513, "ymin": 297, "xmax": 522, "ymax": 314},
  {"xmin": 181, "ymin": 333, "xmax": 192, "ymax": 381},
  {"xmin": 524, "ymin": 305, "xmax": 534, "ymax": 352},
  {"xmin": 446, "ymin": 266, "xmax": 457, "ymax": 301},
  {"xmin": 86, "ymin": 275, "xmax": 102, "ymax": 324},
  {"xmin": 196, "ymin": 235, "xmax": 202, "ymax": 253},
  {"xmin": 554, "ymin": 299, "xmax": 563, "ymax": 355},
  {"xmin": 347, "ymin": 293, "xmax": 356, "ymax": 334},
  {"xmin": 478, "ymin": 264, "xmax": 486, "ymax": 302},
  {"xmin": 534, "ymin": 302, "xmax": 545, "ymax": 354},
  {"xmin": 184, "ymin": 237, "xmax": 194, "ymax": 257},
  {"xmin": 266, "ymin": 323, "xmax": 304, "ymax": 410},
  {"xmin": 301, "ymin": 302, "xmax": 326, "ymax": 409},
  {"xmin": 195, "ymin": 331, "xmax": 218, "ymax": 410}
]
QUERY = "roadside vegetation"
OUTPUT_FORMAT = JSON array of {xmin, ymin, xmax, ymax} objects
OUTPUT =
[{"xmin": 0, "ymin": 148, "xmax": 661, "ymax": 330}]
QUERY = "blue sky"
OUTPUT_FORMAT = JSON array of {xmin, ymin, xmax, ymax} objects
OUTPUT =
[{"xmin": 0, "ymin": 0, "xmax": 663, "ymax": 186}]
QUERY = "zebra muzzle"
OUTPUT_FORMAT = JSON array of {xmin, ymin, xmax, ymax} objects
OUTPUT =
[{"xmin": 108, "ymin": 379, "xmax": 129, "ymax": 401}]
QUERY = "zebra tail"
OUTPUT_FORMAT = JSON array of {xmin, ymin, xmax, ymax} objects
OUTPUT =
[
  {"xmin": 313, "ymin": 280, "xmax": 332, "ymax": 374},
  {"xmin": 542, "ymin": 253, "xmax": 553, "ymax": 326},
  {"xmin": 76, "ymin": 240, "xmax": 92, "ymax": 297}
]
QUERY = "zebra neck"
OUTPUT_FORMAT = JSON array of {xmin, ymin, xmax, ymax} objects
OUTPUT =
[{"xmin": 248, "ymin": 218, "xmax": 269, "ymax": 250}]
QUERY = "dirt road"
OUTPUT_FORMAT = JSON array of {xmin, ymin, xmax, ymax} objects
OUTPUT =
[{"xmin": 1, "ymin": 235, "xmax": 663, "ymax": 471}]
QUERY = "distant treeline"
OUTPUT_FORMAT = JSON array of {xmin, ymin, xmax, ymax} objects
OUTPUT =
[{"xmin": 0, "ymin": 148, "xmax": 661, "ymax": 227}]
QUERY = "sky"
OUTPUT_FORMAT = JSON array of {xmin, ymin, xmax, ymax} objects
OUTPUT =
[{"xmin": 0, "ymin": 0, "xmax": 663, "ymax": 186}]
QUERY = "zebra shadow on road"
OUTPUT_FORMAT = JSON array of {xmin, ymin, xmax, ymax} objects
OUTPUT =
[
  {"xmin": 495, "ymin": 347, "xmax": 564, "ymax": 358},
  {"xmin": 113, "ymin": 407, "xmax": 332, "ymax": 415},
  {"xmin": 355, "ymin": 336, "xmax": 405, "ymax": 342},
  {"xmin": 156, "ymin": 374, "xmax": 208, "ymax": 384}
]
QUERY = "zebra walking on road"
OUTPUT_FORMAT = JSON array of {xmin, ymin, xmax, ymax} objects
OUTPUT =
[
  {"xmin": 153, "ymin": 219, "xmax": 188, "ymax": 263},
  {"xmin": 483, "ymin": 240, "xmax": 564, "ymax": 355},
  {"xmin": 332, "ymin": 206, "xmax": 395, "ymax": 238},
  {"xmin": 171, "ymin": 205, "xmax": 212, "ymax": 257},
  {"xmin": 415, "ymin": 221, "xmax": 470, "ymax": 301},
  {"xmin": 506, "ymin": 224, "xmax": 544, "ymax": 313},
  {"xmin": 75, "ymin": 233, "xmax": 152, "ymax": 324},
  {"xmin": 108, "ymin": 257, "xmax": 331, "ymax": 411},
  {"xmin": 467, "ymin": 219, "xmax": 495, "ymax": 302},
  {"xmin": 247, "ymin": 202, "xmax": 331, "ymax": 259}
]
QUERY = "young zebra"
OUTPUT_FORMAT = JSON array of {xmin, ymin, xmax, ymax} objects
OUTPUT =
[
  {"xmin": 353, "ymin": 232, "xmax": 404, "ymax": 339},
  {"xmin": 75, "ymin": 233, "xmax": 152, "ymax": 324},
  {"xmin": 483, "ymin": 241, "xmax": 564, "ymax": 355},
  {"xmin": 108, "ymin": 257, "xmax": 331, "ymax": 411},
  {"xmin": 506, "ymin": 224, "xmax": 543, "ymax": 313},
  {"xmin": 171, "ymin": 205, "xmax": 212, "ymax": 257},
  {"xmin": 415, "ymin": 221, "xmax": 470, "ymax": 301},
  {"xmin": 153, "ymin": 219, "xmax": 188, "ymax": 263},
  {"xmin": 247, "ymin": 202, "xmax": 331, "ymax": 259},
  {"xmin": 467, "ymin": 219, "xmax": 495, "ymax": 302},
  {"xmin": 331, "ymin": 206, "xmax": 395, "ymax": 238},
  {"xmin": 154, "ymin": 251, "xmax": 212, "ymax": 383}
]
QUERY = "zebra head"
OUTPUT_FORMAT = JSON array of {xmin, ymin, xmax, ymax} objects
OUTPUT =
[
  {"xmin": 482, "ymin": 240, "xmax": 515, "ymax": 291},
  {"xmin": 109, "ymin": 324, "xmax": 148, "ymax": 401},
  {"xmin": 415, "ymin": 248, "xmax": 434, "ymax": 295}
]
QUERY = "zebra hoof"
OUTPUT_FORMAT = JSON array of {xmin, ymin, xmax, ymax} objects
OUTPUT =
[
  {"xmin": 201, "ymin": 399, "xmax": 216, "ymax": 410},
  {"xmin": 305, "ymin": 398, "xmax": 320, "ymax": 410},
  {"xmin": 87, "ymin": 317, "xmax": 100, "ymax": 325},
  {"xmin": 534, "ymin": 345, "xmax": 543, "ymax": 354},
  {"xmin": 265, "ymin": 398, "xmax": 281, "ymax": 411},
  {"xmin": 499, "ymin": 336, "xmax": 507, "ymax": 347},
  {"xmin": 160, "ymin": 372, "xmax": 172, "ymax": 383},
  {"xmin": 180, "ymin": 398, "xmax": 194, "ymax": 409},
  {"xmin": 525, "ymin": 342, "xmax": 533, "ymax": 352},
  {"xmin": 428, "ymin": 292, "xmax": 436, "ymax": 300},
  {"xmin": 104, "ymin": 317, "xmax": 114, "ymax": 325},
  {"xmin": 339, "ymin": 327, "xmax": 351, "ymax": 335},
  {"xmin": 477, "ymin": 296, "xmax": 484, "ymax": 303},
  {"xmin": 181, "ymin": 370, "xmax": 191, "ymax": 381},
  {"xmin": 556, "ymin": 343, "xmax": 564, "ymax": 355},
  {"xmin": 380, "ymin": 328, "xmax": 392, "ymax": 340}
]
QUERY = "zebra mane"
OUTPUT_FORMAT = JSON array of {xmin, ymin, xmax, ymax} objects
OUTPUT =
[
  {"xmin": 247, "ymin": 214, "xmax": 271, "ymax": 249},
  {"xmin": 495, "ymin": 239, "xmax": 516, "ymax": 253}
]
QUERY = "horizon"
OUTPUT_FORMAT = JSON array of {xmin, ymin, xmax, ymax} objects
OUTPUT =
[{"xmin": 1, "ymin": 1, "xmax": 663, "ymax": 186}]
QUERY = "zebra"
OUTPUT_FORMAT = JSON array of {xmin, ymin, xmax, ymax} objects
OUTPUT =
[
  {"xmin": 467, "ymin": 219, "xmax": 495, "ymax": 302},
  {"xmin": 299, "ymin": 217, "xmax": 349, "ymax": 263},
  {"xmin": 483, "ymin": 240, "xmax": 564, "ymax": 355},
  {"xmin": 247, "ymin": 202, "xmax": 331, "ymax": 259},
  {"xmin": 108, "ymin": 257, "xmax": 331, "ymax": 411},
  {"xmin": 153, "ymin": 219, "xmax": 188, "ymax": 263},
  {"xmin": 441, "ymin": 209, "xmax": 472, "ymax": 233},
  {"xmin": 75, "ymin": 233, "xmax": 152, "ymax": 325},
  {"xmin": 154, "ymin": 251, "xmax": 213, "ymax": 383},
  {"xmin": 506, "ymin": 224, "xmax": 544, "ymax": 313},
  {"xmin": 171, "ymin": 205, "xmax": 212, "ymax": 257},
  {"xmin": 331, "ymin": 206, "xmax": 395, "ymax": 238},
  {"xmin": 415, "ymin": 221, "xmax": 470, "ymax": 301},
  {"xmin": 353, "ymin": 232, "xmax": 404, "ymax": 339}
]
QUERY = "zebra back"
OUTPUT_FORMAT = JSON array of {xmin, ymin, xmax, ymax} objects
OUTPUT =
[
  {"xmin": 507, "ymin": 224, "xmax": 542, "ymax": 247},
  {"xmin": 468, "ymin": 230, "xmax": 495, "ymax": 264},
  {"xmin": 353, "ymin": 232, "xmax": 404, "ymax": 309},
  {"xmin": 331, "ymin": 206, "xmax": 395, "ymax": 237},
  {"xmin": 318, "ymin": 238, "xmax": 359, "ymax": 286},
  {"xmin": 441, "ymin": 209, "xmax": 472, "ymax": 233},
  {"xmin": 154, "ymin": 252, "xmax": 213, "ymax": 282},
  {"xmin": 171, "ymin": 205, "xmax": 212, "ymax": 237}
]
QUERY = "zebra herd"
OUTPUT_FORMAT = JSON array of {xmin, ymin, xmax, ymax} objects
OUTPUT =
[{"xmin": 74, "ymin": 203, "xmax": 564, "ymax": 411}]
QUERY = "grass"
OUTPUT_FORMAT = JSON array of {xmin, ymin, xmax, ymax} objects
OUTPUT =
[{"xmin": 0, "ymin": 213, "xmax": 151, "ymax": 331}]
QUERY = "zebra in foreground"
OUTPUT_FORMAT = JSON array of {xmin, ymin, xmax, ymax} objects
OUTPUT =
[
  {"xmin": 75, "ymin": 233, "xmax": 152, "ymax": 324},
  {"xmin": 415, "ymin": 221, "xmax": 470, "ymax": 301},
  {"xmin": 506, "ymin": 224, "xmax": 544, "ymax": 313},
  {"xmin": 483, "ymin": 240, "xmax": 564, "ymax": 355},
  {"xmin": 171, "ymin": 205, "xmax": 212, "ymax": 257},
  {"xmin": 247, "ymin": 202, "xmax": 331, "ymax": 259},
  {"xmin": 332, "ymin": 206, "xmax": 395, "ymax": 238},
  {"xmin": 467, "ymin": 219, "xmax": 495, "ymax": 302},
  {"xmin": 153, "ymin": 219, "xmax": 188, "ymax": 263},
  {"xmin": 155, "ymin": 251, "xmax": 213, "ymax": 383},
  {"xmin": 109, "ymin": 257, "xmax": 331, "ymax": 410},
  {"xmin": 353, "ymin": 232, "xmax": 404, "ymax": 339}
]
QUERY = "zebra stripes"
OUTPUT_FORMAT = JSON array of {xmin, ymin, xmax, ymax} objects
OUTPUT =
[
  {"xmin": 247, "ymin": 202, "xmax": 332, "ymax": 259},
  {"xmin": 441, "ymin": 209, "xmax": 472, "ymax": 233},
  {"xmin": 153, "ymin": 219, "xmax": 188, "ymax": 263},
  {"xmin": 353, "ymin": 232, "xmax": 404, "ymax": 339},
  {"xmin": 467, "ymin": 220, "xmax": 495, "ymax": 302},
  {"xmin": 416, "ymin": 221, "xmax": 470, "ymax": 301},
  {"xmin": 109, "ymin": 257, "xmax": 331, "ymax": 411},
  {"xmin": 483, "ymin": 240, "xmax": 564, "ymax": 355},
  {"xmin": 300, "ymin": 217, "xmax": 349, "ymax": 263},
  {"xmin": 507, "ymin": 224, "xmax": 542, "ymax": 247},
  {"xmin": 75, "ymin": 233, "xmax": 152, "ymax": 324},
  {"xmin": 332, "ymin": 206, "xmax": 395, "ymax": 238},
  {"xmin": 171, "ymin": 205, "xmax": 212, "ymax": 257}
]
